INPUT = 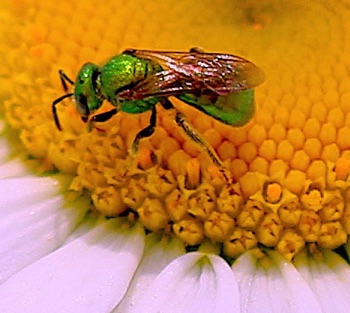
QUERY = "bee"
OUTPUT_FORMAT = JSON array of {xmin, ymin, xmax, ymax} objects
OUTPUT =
[{"xmin": 52, "ymin": 48, "xmax": 264, "ymax": 166}]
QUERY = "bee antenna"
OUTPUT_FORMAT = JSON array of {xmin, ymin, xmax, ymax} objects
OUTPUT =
[
  {"xmin": 52, "ymin": 93, "xmax": 74, "ymax": 130},
  {"xmin": 59, "ymin": 69, "xmax": 75, "ymax": 92}
]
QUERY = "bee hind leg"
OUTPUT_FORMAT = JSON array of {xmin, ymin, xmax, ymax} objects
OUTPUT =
[
  {"xmin": 189, "ymin": 47, "xmax": 204, "ymax": 53},
  {"xmin": 160, "ymin": 97, "xmax": 222, "ymax": 168}
]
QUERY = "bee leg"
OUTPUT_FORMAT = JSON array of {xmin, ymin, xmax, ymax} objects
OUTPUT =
[
  {"xmin": 160, "ymin": 98, "xmax": 222, "ymax": 168},
  {"xmin": 86, "ymin": 108, "xmax": 118, "ymax": 132},
  {"xmin": 58, "ymin": 69, "xmax": 75, "ymax": 92},
  {"xmin": 129, "ymin": 106, "xmax": 157, "ymax": 157},
  {"xmin": 122, "ymin": 49, "xmax": 136, "ymax": 56},
  {"xmin": 189, "ymin": 47, "xmax": 204, "ymax": 53}
]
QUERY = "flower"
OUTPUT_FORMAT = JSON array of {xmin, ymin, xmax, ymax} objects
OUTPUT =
[{"xmin": 1, "ymin": 0, "xmax": 350, "ymax": 312}]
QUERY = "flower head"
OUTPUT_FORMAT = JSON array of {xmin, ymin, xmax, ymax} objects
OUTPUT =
[{"xmin": 2, "ymin": 0, "xmax": 350, "ymax": 312}]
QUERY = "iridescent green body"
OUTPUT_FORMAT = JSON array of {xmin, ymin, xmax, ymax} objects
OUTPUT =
[
  {"xmin": 177, "ymin": 90, "xmax": 254, "ymax": 127},
  {"xmin": 74, "ymin": 54, "xmax": 162, "ymax": 116},
  {"xmin": 52, "ymin": 48, "xmax": 264, "ymax": 166}
]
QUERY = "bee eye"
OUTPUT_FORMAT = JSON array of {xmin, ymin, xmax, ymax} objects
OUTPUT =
[{"xmin": 76, "ymin": 94, "xmax": 90, "ymax": 116}]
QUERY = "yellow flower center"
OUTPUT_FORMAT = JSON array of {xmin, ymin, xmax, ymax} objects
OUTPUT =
[{"xmin": 2, "ymin": 0, "xmax": 350, "ymax": 261}]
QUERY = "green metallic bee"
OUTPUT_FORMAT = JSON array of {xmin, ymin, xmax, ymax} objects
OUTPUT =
[{"xmin": 52, "ymin": 48, "xmax": 264, "ymax": 166}]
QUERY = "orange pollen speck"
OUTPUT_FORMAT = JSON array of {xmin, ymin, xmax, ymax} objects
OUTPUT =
[{"xmin": 264, "ymin": 182, "xmax": 282, "ymax": 204}]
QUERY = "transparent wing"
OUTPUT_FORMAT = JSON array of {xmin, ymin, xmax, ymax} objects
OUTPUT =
[
  {"xmin": 117, "ymin": 69, "xmax": 197, "ymax": 100},
  {"xmin": 120, "ymin": 49, "xmax": 265, "ymax": 100}
]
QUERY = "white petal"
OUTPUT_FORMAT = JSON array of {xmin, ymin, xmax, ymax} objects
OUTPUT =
[
  {"xmin": 0, "ymin": 158, "xmax": 35, "ymax": 178},
  {"xmin": 0, "ymin": 137, "xmax": 12, "ymax": 163},
  {"xmin": 0, "ymin": 175, "xmax": 90, "ymax": 282},
  {"xmin": 128, "ymin": 252, "xmax": 240, "ymax": 313},
  {"xmin": 0, "ymin": 127, "xmax": 34, "ymax": 178},
  {"xmin": 0, "ymin": 122, "xmax": 14, "ymax": 162},
  {"xmin": 294, "ymin": 250, "xmax": 350, "ymax": 313},
  {"xmin": 233, "ymin": 250, "xmax": 322, "ymax": 313},
  {"xmin": 0, "ymin": 122, "xmax": 31, "ymax": 165},
  {"xmin": 0, "ymin": 218, "xmax": 145, "ymax": 313},
  {"xmin": 113, "ymin": 234, "xmax": 186, "ymax": 312}
]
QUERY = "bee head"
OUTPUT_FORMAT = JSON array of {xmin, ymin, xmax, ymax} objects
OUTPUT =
[{"xmin": 74, "ymin": 63, "xmax": 103, "ymax": 121}]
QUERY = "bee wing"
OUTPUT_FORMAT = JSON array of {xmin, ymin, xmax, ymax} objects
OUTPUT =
[
  {"xmin": 120, "ymin": 49, "xmax": 262, "ymax": 127},
  {"xmin": 123, "ymin": 49, "xmax": 265, "ymax": 96},
  {"xmin": 117, "ymin": 69, "xmax": 198, "ymax": 100}
]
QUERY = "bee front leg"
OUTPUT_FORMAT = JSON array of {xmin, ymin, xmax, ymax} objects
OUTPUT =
[
  {"xmin": 129, "ymin": 106, "xmax": 157, "ymax": 157},
  {"xmin": 160, "ymin": 98, "xmax": 222, "ymax": 168},
  {"xmin": 86, "ymin": 108, "xmax": 118, "ymax": 132}
]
